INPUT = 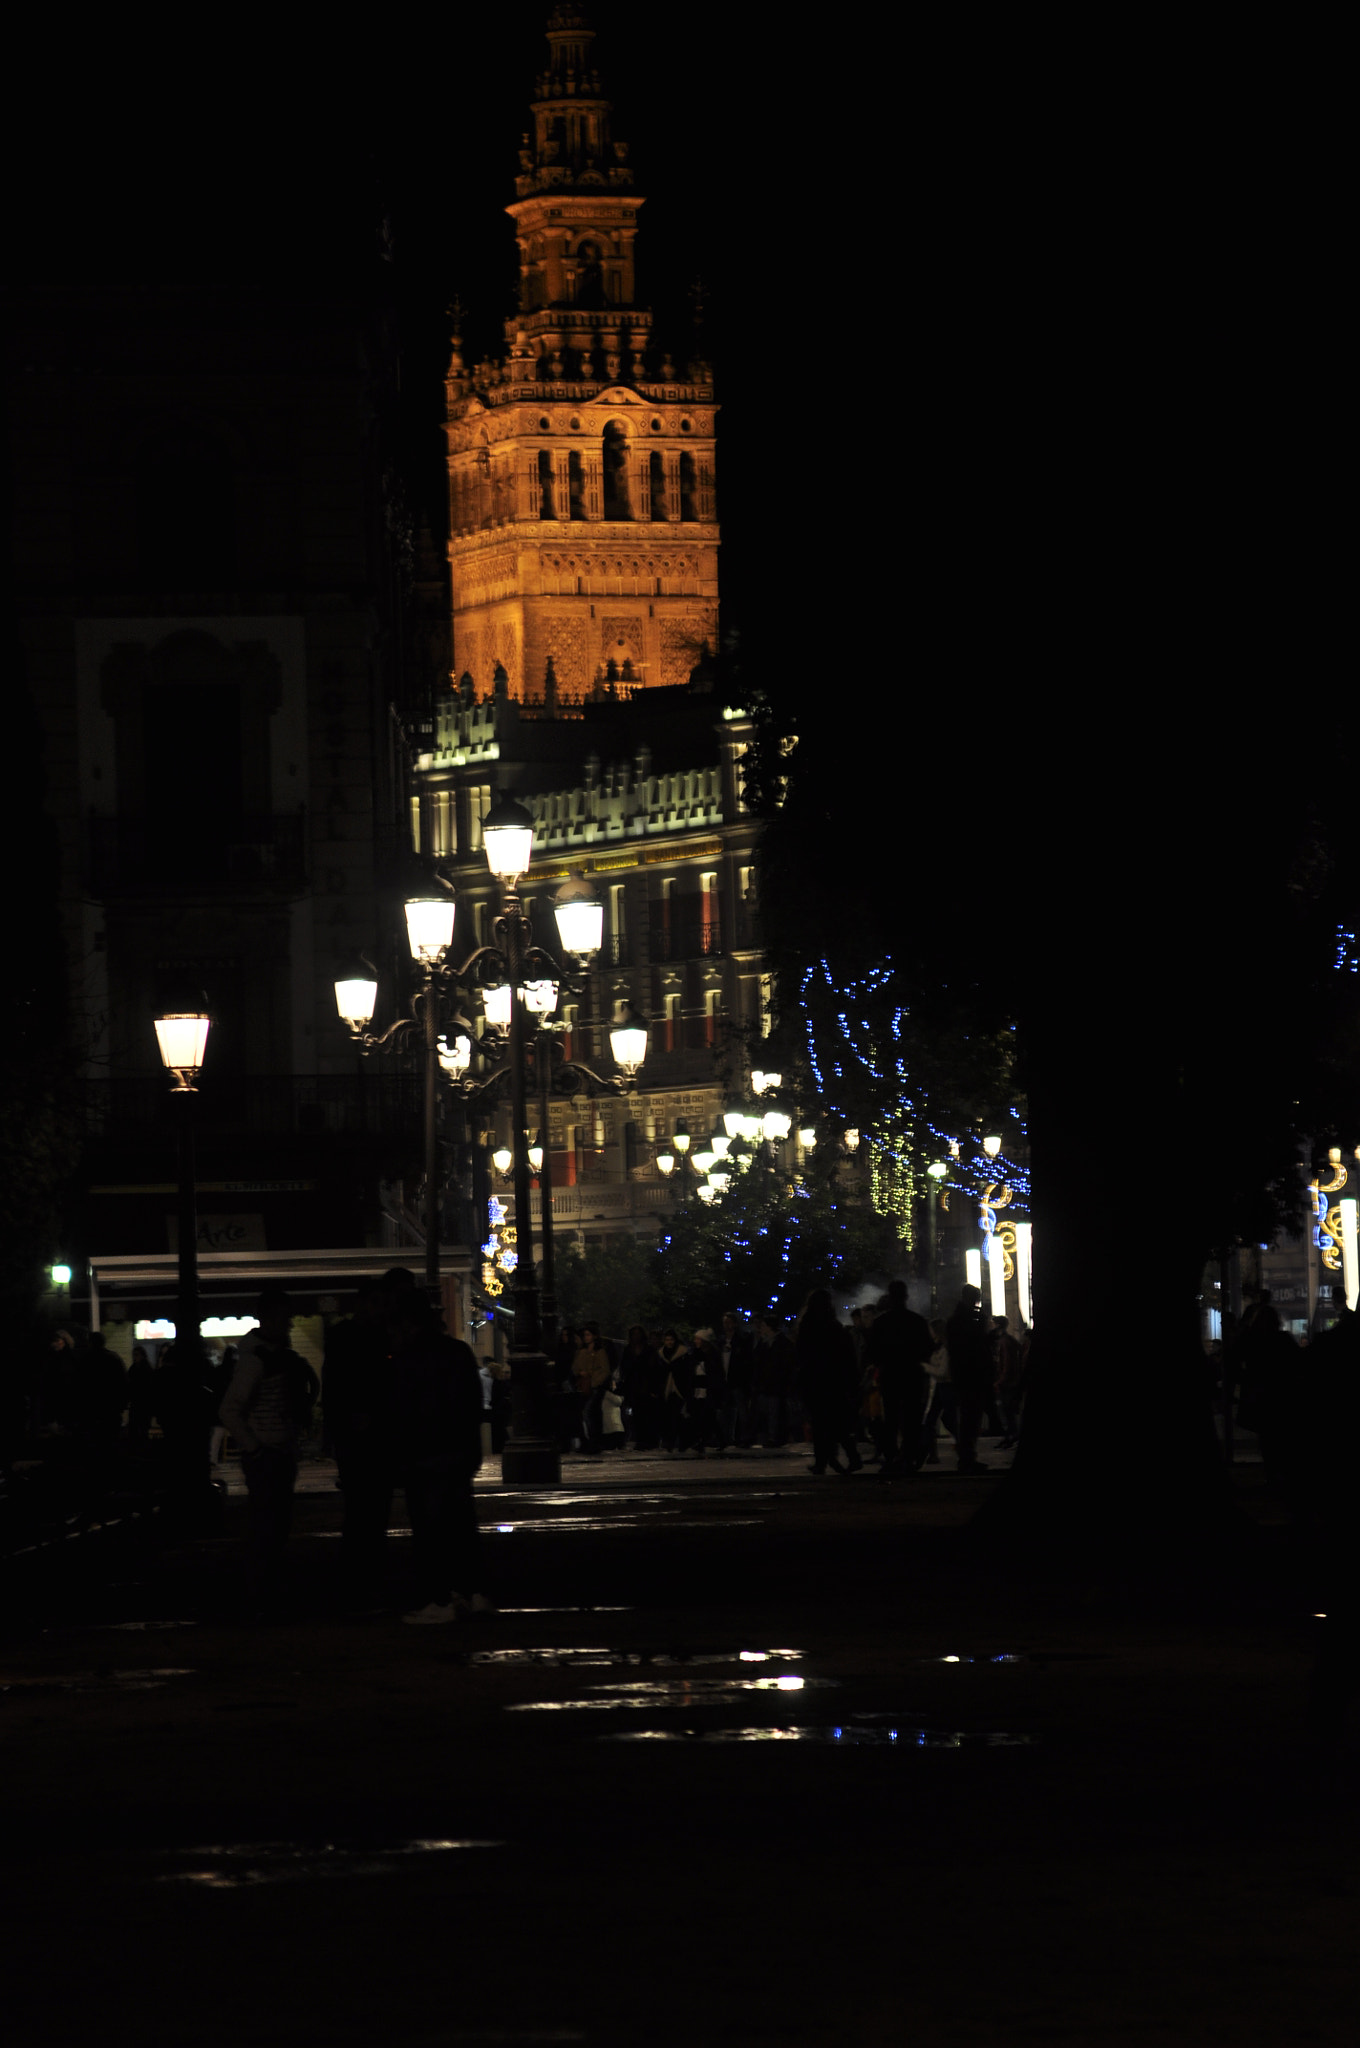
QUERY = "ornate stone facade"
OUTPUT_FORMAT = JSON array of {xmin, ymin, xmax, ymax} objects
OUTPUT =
[{"xmin": 445, "ymin": 6, "xmax": 719, "ymax": 700}]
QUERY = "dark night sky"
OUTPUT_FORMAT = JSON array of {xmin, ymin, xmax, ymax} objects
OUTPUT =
[
  {"xmin": 12, "ymin": 14, "xmax": 1331, "ymax": 737},
  {"xmin": 12, "ymin": 7, "xmax": 1025, "ymax": 691}
]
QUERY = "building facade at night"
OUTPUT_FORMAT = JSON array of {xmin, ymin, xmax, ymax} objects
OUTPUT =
[
  {"xmin": 416, "ymin": 6, "xmax": 770, "ymax": 1263},
  {"xmin": 9, "ymin": 5, "xmax": 769, "ymax": 1346},
  {"xmin": 7, "ymin": 279, "xmax": 451, "ymax": 1344}
]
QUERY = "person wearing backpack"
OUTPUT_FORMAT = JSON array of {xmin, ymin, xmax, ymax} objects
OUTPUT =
[{"xmin": 218, "ymin": 1287, "xmax": 318, "ymax": 1609}]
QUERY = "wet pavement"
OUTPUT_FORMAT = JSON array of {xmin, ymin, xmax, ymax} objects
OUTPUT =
[{"xmin": 0, "ymin": 1450, "xmax": 1350, "ymax": 2047}]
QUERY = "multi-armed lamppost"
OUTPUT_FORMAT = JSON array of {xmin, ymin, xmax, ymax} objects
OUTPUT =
[
  {"xmin": 337, "ymin": 797, "xmax": 648, "ymax": 1483},
  {"xmin": 335, "ymin": 886, "xmax": 457, "ymax": 1299}
]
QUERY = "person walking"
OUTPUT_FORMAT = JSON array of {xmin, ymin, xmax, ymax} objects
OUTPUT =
[
  {"xmin": 682, "ymin": 1328, "xmax": 727, "ymax": 1455},
  {"xmin": 619, "ymin": 1325, "xmax": 664, "ymax": 1448},
  {"xmin": 864, "ymin": 1279, "xmax": 933, "ymax": 1479},
  {"xmin": 218, "ymin": 1288, "xmax": 318, "ymax": 1610},
  {"xmin": 718, "ymin": 1312, "xmax": 754, "ymax": 1448},
  {"xmin": 946, "ymin": 1285, "xmax": 993, "ymax": 1473},
  {"xmin": 658, "ymin": 1330, "xmax": 689, "ymax": 1452},
  {"xmin": 751, "ymin": 1314, "xmax": 795, "ymax": 1446},
  {"xmin": 793, "ymin": 1289, "xmax": 863, "ymax": 1476},
  {"xmin": 390, "ymin": 1294, "xmax": 490, "ymax": 1625},
  {"xmin": 572, "ymin": 1324, "xmax": 611, "ymax": 1454}
]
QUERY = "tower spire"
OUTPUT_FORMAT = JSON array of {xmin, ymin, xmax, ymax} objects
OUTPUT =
[{"xmin": 515, "ymin": 7, "xmax": 634, "ymax": 210}]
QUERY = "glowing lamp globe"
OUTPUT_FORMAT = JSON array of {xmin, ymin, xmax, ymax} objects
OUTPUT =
[
  {"xmin": 708, "ymin": 1168, "xmax": 731, "ymax": 1192},
  {"xmin": 710, "ymin": 1129, "xmax": 731, "ymax": 1159},
  {"xmin": 741, "ymin": 1115, "xmax": 763, "ymax": 1143},
  {"xmin": 723, "ymin": 1103, "xmax": 746, "ymax": 1139},
  {"xmin": 656, "ymin": 1149, "xmax": 676, "ymax": 1176},
  {"xmin": 522, "ymin": 978, "xmax": 559, "ymax": 1017},
  {"xmin": 928, "ymin": 1160, "xmax": 948, "ymax": 1180},
  {"xmin": 438, "ymin": 1034, "xmax": 472, "ymax": 1075},
  {"xmin": 609, "ymin": 1007, "xmax": 649, "ymax": 1077},
  {"xmin": 528, "ymin": 1133, "xmax": 544, "ymax": 1172},
  {"xmin": 762, "ymin": 1108, "xmax": 792, "ymax": 1141},
  {"xmin": 155, "ymin": 1011, "xmax": 211, "ymax": 1081},
  {"xmin": 553, "ymin": 872, "xmax": 604, "ymax": 958},
  {"xmin": 481, "ymin": 793, "xmax": 535, "ymax": 880},
  {"xmin": 693, "ymin": 1143, "xmax": 717, "ymax": 1174},
  {"xmin": 673, "ymin": 1121, "xmax": 691, "ymax": 1154},
  {"xmin": 404, "ymin": 895, "xmax": 455, "ymax": 964},
  {"xmin": 844, "ymin": 1128, "xmax": 861, "ymax": 1152},
  {"xmin": 335, "ymin": 976, "xmax": 378, "ymax": 1031},
  {"xmin": 982, "ymin": 1134, "xmax": 1002, "ymax": 1159},
  {"xmin": 483, "ymin": 983, "xmax": 513, "ymax": 1029},
  {"xmin": 696, "ymin": 1183, "xmax": 716, "ymax": 1205},
  {"xmin": 799, "ymin": 1126, "xmax": 817, "ymax": 1150},
  {"xmin": 492, "ymin": 1144, "xmax": 513, "ymax": 1175}
]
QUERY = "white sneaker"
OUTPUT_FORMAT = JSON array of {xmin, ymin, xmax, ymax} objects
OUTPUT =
[{"xmin": 402, "ymin": 1601, "xmax": 459, "ymax": 1625}]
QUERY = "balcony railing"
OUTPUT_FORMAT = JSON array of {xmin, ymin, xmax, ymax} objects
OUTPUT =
[
  {"xmin": 80, "ymin": 1074, "xmax": 425, "ymax": 1140},
  {"xmin": 88, "ymin": 812, "xmax": 307, "ymax": 896},
  {"xmin": 550, "ymin": 1182, "xmax": 677, "ymax": 1223}
]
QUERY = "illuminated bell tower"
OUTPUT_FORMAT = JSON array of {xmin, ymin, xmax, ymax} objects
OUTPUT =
[{"xmin": 445, "ymin": 5, "xmax": 719, "ymax": 699}]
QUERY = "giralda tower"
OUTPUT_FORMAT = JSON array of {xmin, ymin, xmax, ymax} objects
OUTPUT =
[{"xmin": 445, "ymin": 7, "xmax": 719, "ymax": 699}]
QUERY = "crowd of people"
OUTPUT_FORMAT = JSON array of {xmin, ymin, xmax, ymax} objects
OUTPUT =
[
  {"xmin": 6, "ymin": 1273, "xmax": 1033, "ymax": 1620},
  {"xmin": 550, "ymin": 1281, "xmax": 1031, "ymax": 1477}
]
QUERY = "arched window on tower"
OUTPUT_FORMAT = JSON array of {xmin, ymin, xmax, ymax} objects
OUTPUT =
[
  {"xmin": 538, "ymin": 450, "xmax": 556, "ymax": 520},
  {"xmin": 568, "ymin": 451, "xmax": 585, "ymax": 521},
  {"xmin": 679, "ymin": 452, "xmax": 698, "ymax": 523},
  {"xmin": 648, "ymin": 451, "xmax": 667, "ymax": 520},
  {"xmin": 602, "ymin": 422, "xmax": 631, "ymax": 520},
  {"xmin": 575, "ymin": 240, "xmax": 605, "ymax": 309}
]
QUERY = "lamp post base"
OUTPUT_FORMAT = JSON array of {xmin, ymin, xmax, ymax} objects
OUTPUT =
[
  {"xmin": 501, "ymin": 1344, "xmax": 562, "ymax": 1487},
  {"xmin": 500, "ymin": 1438, "xmax": 562, "ymax": 1487}
]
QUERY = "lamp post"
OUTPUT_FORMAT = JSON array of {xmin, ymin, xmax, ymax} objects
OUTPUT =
[
  {"xmin": 154, "ymin": 1010, "xmax": 211, "ymax": 1511},
  {"xmin": 339, "ymin": 813, "xmax": 645, "ymax": 1486},
  {"xmin": 927, "ymin": 1160, "xmax": 948, "ymax": 1316},
  {"xmin": 154, "ymin": 1011, "xmax": 211, "ymax": 1368},
  {"xmin": 335, "ymin": 885, "xmax": 456, "ymax": 1303}
]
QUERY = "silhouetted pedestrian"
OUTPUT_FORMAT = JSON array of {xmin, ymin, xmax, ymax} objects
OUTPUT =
[
  {"xmin": 946, "ymin": 1286, "xmax": 992, "ymax": 1473},
  {"xmin": 126, "ymin": 1344, "xmax": 154, "ymax": 1443},
  {"xmin": 682, "ymin": 1328, "xmax": 728, "ymax": 1454},
  {"xmin": 573, "ymin": 1324, "xmax": 611, "ymax": 1453},
  {"xmin": 751, "ymin": 1315, "xmax": 795, "ymax": 1445},
  {"xmin": 620, "ymin": 1325, "xmax": 664, "ymax": 1447},
  {"xmin": 794, "ymin": 1289, "xmax": 862, "ymax": 1476},
  {"xmin": 390, "ymin": 1296, "xmax": 489, "ymax": 1624},
  {"xmin": 719, "ymin": 1312, "xmax": 754, "ymax": 1447},
  {"xmin": 864, "ymin": 1280, "xmax": 932, "ymax": 1478}
]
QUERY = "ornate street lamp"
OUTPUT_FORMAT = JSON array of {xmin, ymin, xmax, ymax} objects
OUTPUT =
[
  {"xmin": 336, "ymin": 809, "xmax": 647, "ymax": 1486},
  {"xmin": 927, "ymin": 1159, "xmax": 949, "ymax": 1314},
  {"xmin": 154, "ymin": 1008, "xmax": 211, "ymax": 1506},
  {"xmin": 608, "ymin": 1004, "xmax": 649, "ymax": 1081},
  {"xmin": 552, "ymin": 870, "xmax": 604, "ymax": 959}
]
